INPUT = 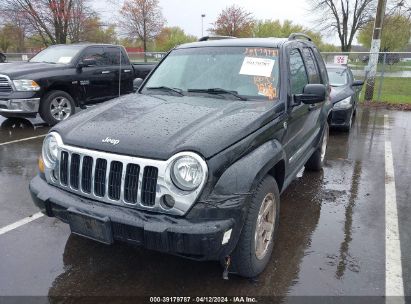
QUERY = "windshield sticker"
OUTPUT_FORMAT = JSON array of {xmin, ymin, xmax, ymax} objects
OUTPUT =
[
  {"xmin": 254, "ymin": 76, "xmax": 277, "ymax": 101},
  {"xmin": 58, "ymin": 56, "xmax": 72, "ymax": 64},
  {"xmin": 240, "ymin": 57, "xmax": 275, "ymax": 78},
  {"xmin": 244, "ymin": 48, "xmax": 278, "ymax": 58}
]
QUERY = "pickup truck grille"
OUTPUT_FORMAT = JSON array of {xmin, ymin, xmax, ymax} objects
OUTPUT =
[
  {"xmin": 0, "ymin": 76, "xmax": 13, "ymax": 93},
  {"xmin": 59, "ymin": 151, "xmax": 158, "ymax": 207}
]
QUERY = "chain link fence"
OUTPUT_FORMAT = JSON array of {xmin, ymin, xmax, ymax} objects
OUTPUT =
[
  {"xmin": 322, "ymin": 52, "xmax": 411, "ymax": 103},
  {"xmin": 1, "ymin": 50, "xmax": 410, "ymax": 103}
]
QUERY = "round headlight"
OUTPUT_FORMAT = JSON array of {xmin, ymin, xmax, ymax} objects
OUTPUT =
[
  {"xmin": 171, "ymin": 156, "xmax": 205, "ymax": 191},
  {"xmin": 42, "ymin": 134, "xmax": 59, "ymax": 167}
]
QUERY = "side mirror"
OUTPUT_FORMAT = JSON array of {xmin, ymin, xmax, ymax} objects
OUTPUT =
[
  {"xmin": 294, "ymin": 84, "xmax": 326, "ymax": 105},
  {"xmin": 352, "ymin": 80, "xmax": 364, "ymax": 87},
  {"xmin": 133, "ymin": 78, "xmax": 144, "ymax": 92},
  {"xmin": 77, "ymin": 58, "xmax": 97, "ymax": 69}
]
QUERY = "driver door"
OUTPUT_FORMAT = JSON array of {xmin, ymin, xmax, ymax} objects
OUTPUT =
[
  {"xmin": 77, "ymin": 46, "xmax": 114, "ymax": 104},
  {"xmin": 283, "ymin": 47, "xmax": 312, "ymax": 173}
]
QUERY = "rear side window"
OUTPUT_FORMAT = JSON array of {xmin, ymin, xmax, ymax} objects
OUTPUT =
[
  {"xmin": 289, "ymin": 49, "xmax": 309, "ymax": 95},
  {"xmin": 302, "ymin": 48, "xmax": 321, "ymax": 84},
  {"xmin": 312, "ymin": 47, "xmax": 329, "ymax": 85},
  {"xmin": 81, "ymin": 47, "xmax": 105, "ymax": 66},
  {"xmin": 105, "ymin": 47, "xmax": 130, "ymax": 65}
]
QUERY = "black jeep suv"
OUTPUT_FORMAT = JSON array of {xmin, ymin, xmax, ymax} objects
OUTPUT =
[{"xmin": 30, "ymin": 34, "xmax": 332, "ymax": 278}]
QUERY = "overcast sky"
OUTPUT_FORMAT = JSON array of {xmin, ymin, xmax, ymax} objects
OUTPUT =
[{"xmin": 93, "ymin": 0, "xmax": 338, "ymax": 43}]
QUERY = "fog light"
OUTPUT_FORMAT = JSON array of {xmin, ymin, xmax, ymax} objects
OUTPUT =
[
  {"xmin": 161, "ymin": 194, "xmax": 175, "ymax": 209},
  {"xmin": 222, "ymin": 229, "xmax": 232, "ymax": 245}
]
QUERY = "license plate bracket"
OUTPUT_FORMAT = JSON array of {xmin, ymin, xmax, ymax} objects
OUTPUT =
[{"xmin": 67, "ymin": 208, "xmax": 113, "ymax": 245}]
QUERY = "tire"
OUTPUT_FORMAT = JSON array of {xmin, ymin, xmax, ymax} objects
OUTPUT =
[
  {"xmin": 39, "ymin": 90, "xmax": 75, "ymax": 126},
  {"xmin": 341, "ymin": 111, "xmax": 353, "ymax": 132},
  {"xmin": 229, "ymin": 175, "xmax": 280, "ymax": 278},
  {"xmin": 305, "ymin": 122, "xmax": 329, "ymax": 171}
]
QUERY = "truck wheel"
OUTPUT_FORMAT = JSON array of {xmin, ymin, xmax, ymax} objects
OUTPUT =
[
  {"xmin": 39, "ymin": 90, "xmax": 75, "ymax": 126},
  {"xmin": 229, "ymin": 175, "xmax": 280, "ymax": 278},
  {"xmin": 305, "ymin": 122, "xmax": 329, "ymax": 171}
]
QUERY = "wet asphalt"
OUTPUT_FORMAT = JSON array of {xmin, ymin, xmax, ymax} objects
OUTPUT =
[{"xmin": 0, "ymin": 108, "xmax": 410, "ymax": 300}]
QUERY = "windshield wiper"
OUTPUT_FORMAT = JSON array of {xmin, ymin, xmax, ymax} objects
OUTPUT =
[
  {"xmin": 146, "ymin": 86, "xmax": 184, "ymax": 96},
  {"xmin": 188, "ymin": 88, "xmax": 247, "ymax": 101}
]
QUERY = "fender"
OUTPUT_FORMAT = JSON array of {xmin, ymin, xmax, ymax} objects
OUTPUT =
[{"xmin": 187, "ymin": 139, "xmax": 286, "ymax": 257}]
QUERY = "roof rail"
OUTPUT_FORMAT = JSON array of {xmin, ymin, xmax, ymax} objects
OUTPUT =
[
  {"xmin": 198, "ymin": 35, "xmax": 236, "ymax": 42},
  {"xmin": 288, "ymin": 33, "xmax": 312, "ymax": 42}
]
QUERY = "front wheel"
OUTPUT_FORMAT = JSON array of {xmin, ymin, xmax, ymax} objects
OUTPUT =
[
  {"xmin": 305, "ymin": 122, "xmax": 329, "ymax": 171},
  {"xmin": 229, "ymin": 175, "xmax": 280, "ymax": 278},
  {"xmin": 39, "ymin": 90, "xmax": 75, "ymax": 126}
]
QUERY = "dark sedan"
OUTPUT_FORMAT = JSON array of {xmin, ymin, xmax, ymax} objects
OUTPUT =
[{"xmin": 327, "ymin": 64, "xmax": 364, "ymax": 131}]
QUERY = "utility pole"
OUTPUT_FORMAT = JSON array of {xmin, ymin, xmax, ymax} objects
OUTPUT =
[
  {"xmin": 201, "ymin": 14, "xmax": 206, "ymax": 37},
  {"xmin": 364, "ymin": 0, "xmax": 387, "ymax": 101}
]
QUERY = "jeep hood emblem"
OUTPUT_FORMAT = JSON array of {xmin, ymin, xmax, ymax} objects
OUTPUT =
[{"xmin": 102, "ymin": 137, "xmax": 120, "ymax": 145}]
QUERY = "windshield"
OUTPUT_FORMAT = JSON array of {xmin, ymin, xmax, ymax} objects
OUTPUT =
[
  {"xmin": 143, "ymin": 46, "xmax": 280, "ymax": 101},
  {"xmin": 328, "ymin": 68, "xmax": 348, "ymax": 87},
  {"xmin": 30, "ymin": 45, "xmax": 83, "ymax": 64}
]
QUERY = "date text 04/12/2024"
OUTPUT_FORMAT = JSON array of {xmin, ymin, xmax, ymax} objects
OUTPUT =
[{"xmin": 149, "ymin": 297, "xmax": 258, "ymax": 303}]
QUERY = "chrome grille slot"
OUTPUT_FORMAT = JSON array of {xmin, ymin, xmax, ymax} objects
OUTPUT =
[
  {"xmin": 108, "ymin": 161, "xmax": 123, "ymax": 200},
  {"xmin": 94, "ymin": 158, "xmax": 107, "ymax": 197},
  {"xmin": 141, "ymin": 166, "xmax": 158, "ymax": 206},
  {"xmin": 0, "ymin": 76, "xmax": 12, "ymax": 93},
  {"xmin": 60, "ymin": 151, "xmax": 69, "ymax": 185},
  {"xmin": 70, "ymin": 154, "xmax": 80, "ymax": 189},
  {"xmin": 81, "ymin": 156, "xmax": 93, "ymax": 193},
  {"xmin": 124, "ymin": 164, "xmax": 140, "ymax": 204}
]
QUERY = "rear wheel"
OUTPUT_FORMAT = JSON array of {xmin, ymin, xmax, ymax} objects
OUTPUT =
[
  {"xmin": 229, "ymin": 175, "xmax": 280, "ymax": 278},
  {"xmin": 305, "ymin": 122, "xmax": 329, "ymax": 171},
  {"xmin": 39, "ymin": 90, "xmax": 75, "ymax": 126},
  {"xmin": 342, "ymin": 111, "xmax": 353, "ymax": 132}
]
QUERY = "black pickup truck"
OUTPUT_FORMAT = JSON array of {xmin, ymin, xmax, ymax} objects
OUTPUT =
[
  {"xmin": 30, "ymin": 34, "xmax": 332, "ymax": 278},
  {"xmin": 0, "ymin": 44, "xmax": 155, "ymax": 125}
]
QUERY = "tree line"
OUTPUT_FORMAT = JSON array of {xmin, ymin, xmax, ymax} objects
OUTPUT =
[{"xmin": 0, "ymin": 0, "xmax": 410, "ymax": 54}]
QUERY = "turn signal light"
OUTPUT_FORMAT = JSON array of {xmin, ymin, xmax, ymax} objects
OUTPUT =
[{"xmin": 38, "ymin": 155, "xmax": 45, "ymax": 173}]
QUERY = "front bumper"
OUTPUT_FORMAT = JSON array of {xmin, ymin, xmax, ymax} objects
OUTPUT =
[
  {"xmin": 0, "ymin": 97, "xmax": 40, "ymax": 114},
  {"xmin": 330, "ymin": 107, "xmax": 352, "ymax": 127},
  {"xmin": 29, "ymin": 175, "xmax": 236, "ymax": 261}
]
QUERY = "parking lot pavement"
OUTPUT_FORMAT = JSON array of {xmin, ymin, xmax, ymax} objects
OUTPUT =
[{"xmin": 0, "ymin": 109, "xmax": 409, "ymax": 299}]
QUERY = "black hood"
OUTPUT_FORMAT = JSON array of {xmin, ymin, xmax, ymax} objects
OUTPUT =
[
  {"xmin": 53, "ymin": 94, "xmax": 279, "ymax": 160},
  {"xmin": 330, "ymin": 85, "xmax": 354, "ymax": 105},
  {"xmin": 0, "ymin": 62, "xmax": 69, "ymax": 79}
]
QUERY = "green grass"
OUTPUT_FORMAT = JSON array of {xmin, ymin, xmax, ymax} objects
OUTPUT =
[{"xmin": 360, "ymin": 77, "xmax": 411, "ymax": 104}]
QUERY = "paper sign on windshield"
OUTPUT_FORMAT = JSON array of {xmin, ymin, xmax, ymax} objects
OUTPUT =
[
  {"xmin": 240, "ymin": 57, "xmax": 275, "ymax": 77},
  {"xmin": 58, "ymin": 57, "xmax": 72, "ymax": 64}
]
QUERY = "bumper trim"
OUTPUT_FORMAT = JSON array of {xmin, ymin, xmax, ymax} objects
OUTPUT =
[
  {"xmin": 0, "ymin": 98, "xmax": 40, "ymax": 114},
  {"xmin": 29, "ymin": 175, "xmax": 235, "ymax": 260}
]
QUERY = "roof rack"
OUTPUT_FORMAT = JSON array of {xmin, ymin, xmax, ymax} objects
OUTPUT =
[
  {"xmin": 198, "ymin": 35, "xmax": 236, "ymax": 42},
  {"xmin": 288, "ymin": 33, "xmax": 312, "ymax": 42}
]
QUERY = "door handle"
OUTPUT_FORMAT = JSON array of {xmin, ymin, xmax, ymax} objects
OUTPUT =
[
  {"xmin": 101, "ymin": 71, "xmax": 110, "ymax": 74},
  {"xmin": 123, "ymin": 69, "xmax": 131, "ymax": 73}
]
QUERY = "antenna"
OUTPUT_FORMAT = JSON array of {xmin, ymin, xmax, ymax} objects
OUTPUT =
[{"xmin": 118, "ymin": 47, "xmax": 122, "ymax": 97}]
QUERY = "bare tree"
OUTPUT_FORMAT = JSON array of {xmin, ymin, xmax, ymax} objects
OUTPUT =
[
  {"xmin": 309, "ymin": 0, "xmax": 376, "ymax": 51},
  {"xmin": 0, "ymin": 8, "xmax": 29, "ymax": 52},
  {"xmin": 387, "ymin": 0, "xmax": 411, "ymax": 18},
  {"xmin": 2, "ymin": 0, "xmax": 83, "ymax": 45},
  {"xmin": 119, "ymin": 0, "xmax": 165, "ymax": 53},
  {"xmin": 210, "ymin": 5, "xmax": 255, "ymax": 37},
  {"xmin": 68, "ymin": 0, "xmax": 96, "ymax": 42}
]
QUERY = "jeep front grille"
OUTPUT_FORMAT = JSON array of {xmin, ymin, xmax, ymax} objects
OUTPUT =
[
  {"xmin": 0, "ymin": 76, "xmax": 13, "ymax": 93},
  {"xmin": 45, "ymin": 135, "xmax": 208, "ymax": 216},
  {"xmin": 58, "ymin": 151, "xmax": 158, "ymax": 207}
]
